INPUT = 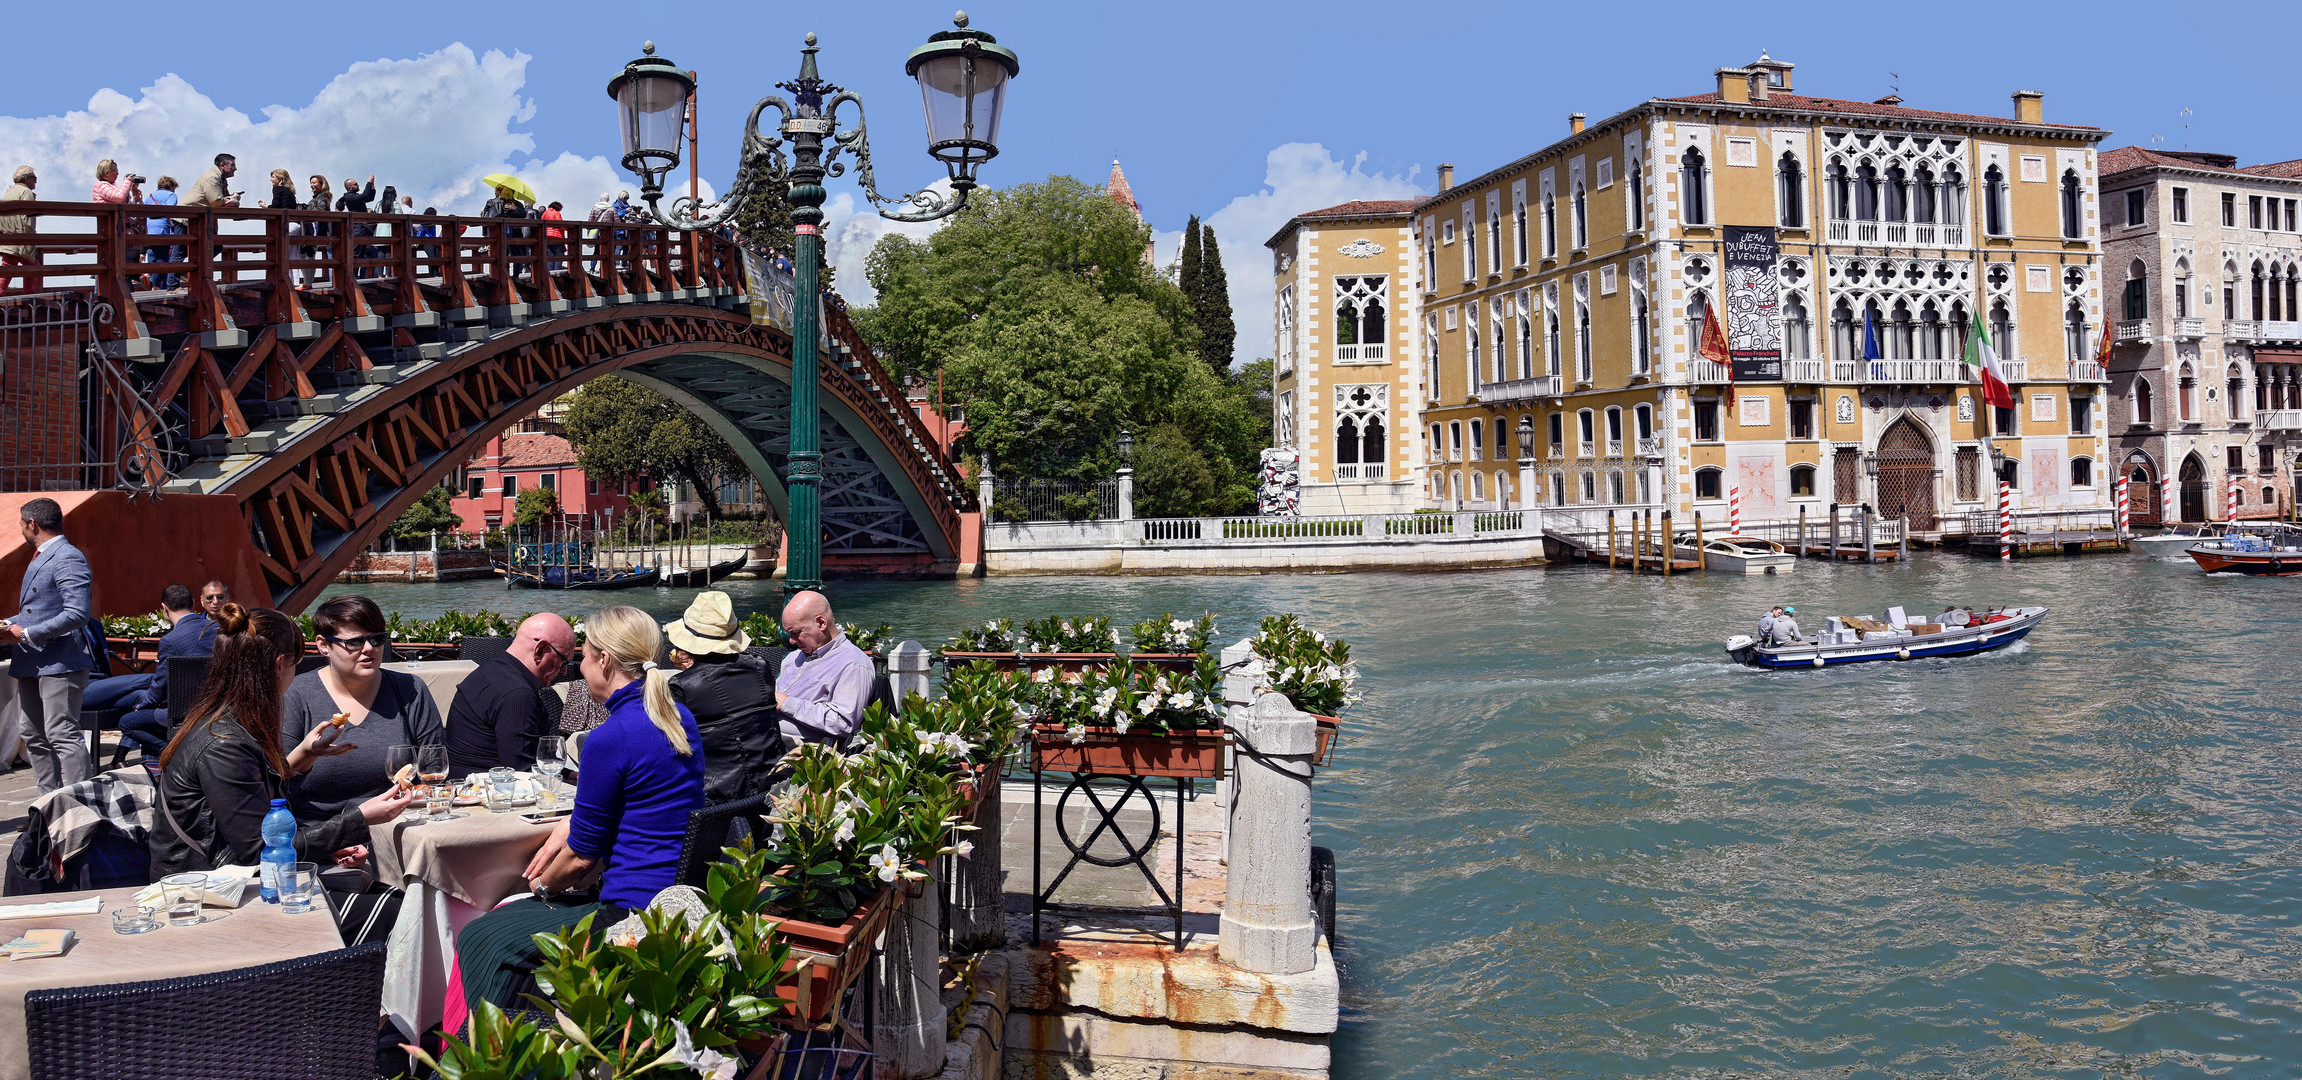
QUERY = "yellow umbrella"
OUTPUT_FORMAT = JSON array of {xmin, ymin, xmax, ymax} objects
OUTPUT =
[{"xmin": 480, "ymin": 173, "xmax": 538, "ymax": 204}]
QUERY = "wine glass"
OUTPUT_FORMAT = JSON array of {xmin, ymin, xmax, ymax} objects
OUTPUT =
[
  {"xmin": 535, "ymin": 736, "xmax": 564, "ymax": 783},
  {"xmin": 417, "ymin": 744, "xmax": 452, "ymax": 821}
]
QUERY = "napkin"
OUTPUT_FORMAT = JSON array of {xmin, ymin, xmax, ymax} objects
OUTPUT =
[
  {"xmin": 132, "ymin": 866, "xmax": 257, "ymax": 910},
  {"xmin": 1, "ymin": 930, "xmax": 73, "ymax": 961},
  {"xmin": 0, "ymin": 898, "xmax": 102, "ymax": 921}
]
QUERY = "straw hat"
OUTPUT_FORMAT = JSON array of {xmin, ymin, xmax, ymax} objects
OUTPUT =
[{"xmin": 664, "ymin": 591, "xmax": 750, "ymax": 656}]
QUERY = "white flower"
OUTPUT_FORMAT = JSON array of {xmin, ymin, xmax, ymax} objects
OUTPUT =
[
  {"xmin": 671, "ymin": 1020, "xmax": 742, "ymax": 1080},
  {"xmin": 1032, "ymin": 667, "xmax": 1055, "ymax": 684},
  {"xmin": 1171, "ymin": 690, "xmax": 1196, "ymax": 710},
  {"xmin": 1136, "ymin": 693, "xmax": 1161, "ymax": 716},
  {"xmin": 1113, "ymin": 713, "xmax": 1133, "ymax": 735},
  {"xmin": 1093, "ymin": 687, "xmax": 1120, "ymax": 717},
  {"xmin": 870, "ymin": 843, "xmax": 904, "ymax": 882},
  {"xmin": 955, "ymin": 840, "xmax": 976, "ymax": 859},
  {"xmin": 1065, "ymin": 722, "xmax": 1087, "ymax": 745},
  {"xmin": 1110, "ymin": 629, "xmax": 1123, "ymax": 645}
]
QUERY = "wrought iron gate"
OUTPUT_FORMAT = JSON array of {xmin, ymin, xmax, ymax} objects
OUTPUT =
[
  {"xmin": 0, "ymin": 295, "xmax": 177, "ymax": 493},
  {"xmin": 1874, "ymin": 420, "xmax": 1938, "ymax": 530}
]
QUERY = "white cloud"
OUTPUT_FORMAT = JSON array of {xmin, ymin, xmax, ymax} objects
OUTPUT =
[
  {"xmin": 820, "ymin": 179, "xmax": 954, "ymax": 303},
  {"xmin": 0, "ymin": 45, "xmax": 593, "ymax": 213},
  {"xmin": 1151, "ymin": 144, "xmax": 1426, "ymax": 368}
]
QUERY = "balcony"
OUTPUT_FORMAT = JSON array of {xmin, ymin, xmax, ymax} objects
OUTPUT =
[
  {"xmin": 1910, "ymin": 222, "xmax": 1965, "ymax": 246},
  {"xmin": 1858, "ymin": 359, "xmax": 1975, "ymax": 385},
  {"xmin": 1692, "ymin": 359, "xmax": 1730, "ymax": 383},
  {"xmin": 2067, "ymin": 360, "xmax": 2106, "ymax": 382},
  {"xmin": 1997, "ymin": 359, "xmax": 2027, "ymax": 381},
  {"xmin": 2260, "ymin": 409, "xmax": 2302, "ymax": 431},
  {"xmin": 1636, "ymin": 437, "xmax": 1664, "ymax": 459},
  {"xmin": 2115, "ymin": 319, "xmax": 2149, "ymax": 343},
  {"xmin": 2262, "ymin": 320, "xmax": 2302, "ymax": 344},
  {"xmin": 2172, "ymin": 317, "xmax": 2205, "ymax": 340},
  {"xmin": 1483, "ymin": 375, "xmax": 1563, "ymax": 403},
  {"xmin": 1334, "ymin": 342, "xmax": 1388, "ymax": 362},
  {"xmin": 1333, "ymin": 462, "xmax": 1388, "ymax": 480},
  {"xmin": 1827, "ymin": 220, "xmax": 1850, "ymax": 241},
  {"xmin": 2226, "ymin": 319, "xmax": 2259, "ymax": 342},
  {"xmin": 1785, "ymin": 358, "xmax": 1826, "ymax": 383},
  {"xmin": 1883, "ymin": 222, "xmax": 1909, "ymax": 244}
]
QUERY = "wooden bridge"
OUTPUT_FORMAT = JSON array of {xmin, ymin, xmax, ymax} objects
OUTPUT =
[{"xmin": 0, "ymin": 201, "xmax": 972, "ymax": 610}]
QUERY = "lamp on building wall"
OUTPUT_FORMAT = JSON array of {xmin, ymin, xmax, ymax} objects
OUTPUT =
[
  {"xmin": 609, "ymin": 16, "xmax": 1019, "ymax": 598},
  {"xmin": 1861, "ymin": 450, "xmax": 1880, "ymax": 482}
]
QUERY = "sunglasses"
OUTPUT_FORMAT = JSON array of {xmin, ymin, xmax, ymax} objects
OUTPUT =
[{"xmin": 324, "ymin": 632, "xmax": 391, "ymax": 651}]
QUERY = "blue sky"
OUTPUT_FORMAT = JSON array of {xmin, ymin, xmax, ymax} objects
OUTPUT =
[{"xmin": 2, "ymin": 0, "xmax": 2291, "ymax": 354}]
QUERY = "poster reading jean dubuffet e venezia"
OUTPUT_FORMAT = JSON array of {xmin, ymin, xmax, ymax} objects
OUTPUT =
[{"xmin": 1722, "ymin": 225, "xmax": 1781, "ymax": 382}]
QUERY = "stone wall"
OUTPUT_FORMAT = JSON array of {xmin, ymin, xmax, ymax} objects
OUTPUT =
[
  {"xmin": 984, "ymin": 520, "xmax": 1545, "ymax": 575},
  {"xmin": 336, "ymin": 549, "xmax": 494, "ymax": 582}
]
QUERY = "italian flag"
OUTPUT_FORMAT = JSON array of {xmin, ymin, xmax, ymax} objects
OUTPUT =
[{"xmin": 1965, "ymin": 310, "xmax": 2015, "ymax": 409}]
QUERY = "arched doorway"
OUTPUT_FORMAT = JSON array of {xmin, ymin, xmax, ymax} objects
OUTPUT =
[
  {"xmin": 1875, "ymin": 416, "xmax": 1938, "ymax": 530},
  {"xmin": 2179, "ymin": 453, "xmax": 2208, "ymax": 522},
  {"xmin": 2125, "ymin": 456, "xmax": 2159, "ymax": 527}
]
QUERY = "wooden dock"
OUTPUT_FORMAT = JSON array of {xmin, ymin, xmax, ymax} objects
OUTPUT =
[{"xmin": 1542, "ymin": 530, "xmax": 1702, "ymax": 573}]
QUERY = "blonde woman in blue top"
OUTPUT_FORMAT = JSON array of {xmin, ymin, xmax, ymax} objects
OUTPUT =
[{"xmin": 453, "ymin": 605, "xmax": 705, "ymax": 1018}]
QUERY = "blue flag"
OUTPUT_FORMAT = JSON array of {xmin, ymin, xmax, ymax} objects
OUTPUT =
[{"xmin": 1862, "ymin": 305, "xmax": 1883, "ymax": 361}]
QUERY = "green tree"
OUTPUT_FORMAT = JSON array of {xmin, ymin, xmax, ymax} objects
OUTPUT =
[
  {"xmin": 1195, "ymin": 224, "xmax": 1236, "ymax": 372},
  {"xmin": 1177, "ymin": 215, "xmax": 1203, "ymax": 327},
  {"xmin": 513, "ymin": 486, "xmax": 560, "ymax": 526},
  {"xmin": 559, "ymin": 376, "xmax": 746, "ymax": 516},
  {"xmin": 386, "ymin": 482, "xmax": 465, "ymax": 542},
  {"xmin": 727, "ymin": 159, "xmax": 794, "ymax": 254}
]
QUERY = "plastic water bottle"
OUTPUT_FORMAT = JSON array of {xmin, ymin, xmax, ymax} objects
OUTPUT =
[{"xmin": 259, "ymin": 799, "xmax": 297, "ymax": 904}]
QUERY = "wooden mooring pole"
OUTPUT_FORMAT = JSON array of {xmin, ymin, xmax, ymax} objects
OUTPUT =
[
  {"xmin": 1862, "ymin": 504, "xmax": 1876, "ymax": 564},
  {"xmin": 1694, "ymin": 511, "xmax": 1707, "ymax": 575},
  {"xmin": 1799, "ymin": 504, "xmax": 1809, "ymax": 557},
  {"xmin": 1608, "ymin": 510, "xmax": 1618, "ymax": 570},
  {"xmin": 1661, "ymin": 511, "xmax": 1673, "ymax": 578},
  {"xmin": 1899, "ymin": 513, "xmax": 1909, "ymax": 561},
  {"xmin": 1828, "ymin": 502, "xmax": 1840, "ymax": 561}
]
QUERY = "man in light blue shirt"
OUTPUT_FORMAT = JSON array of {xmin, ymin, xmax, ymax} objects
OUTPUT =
[
  {"xmin": 145, "ymin": 176, "xmax": 183, "ymax": 289},
  {"xmin": 775, "ymin": 591, "xmax": 871, "ymax": 744}
]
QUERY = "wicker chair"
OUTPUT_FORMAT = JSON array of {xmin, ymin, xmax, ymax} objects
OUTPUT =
[
  {"xmin": 23, "ymin": 942, "xmax": 387, "ymax": 1080},
  {"xmin": 456, "ymin": 636, "xmax": 514, "ymax": 665},
  {"xmin": 675, "ymin": 792, "xmax": 772, "ymax": 888},
  {"xmin": 164, "ymin": 656, "xmax": 208, "ymax": 726}
]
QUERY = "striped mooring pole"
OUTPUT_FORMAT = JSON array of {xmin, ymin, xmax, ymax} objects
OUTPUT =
[
  {"xmin": 2228, "ymin": 474, "xmax": 2240, "ymax": 521},
  {"xmin": 2115, "ymin": 478, "xmax": 2130, "ymax": 538},
  {"xmin": 1999, "ymin": 480, "xmax": 2013, "ymax": 562},
  {"xmin": 1729, "ymin": 486, "xmax": 1742, "ymax": 535},
  {"xmin": 2163, "ymin": 475, "xmax": 2177, "ymax": 524}
]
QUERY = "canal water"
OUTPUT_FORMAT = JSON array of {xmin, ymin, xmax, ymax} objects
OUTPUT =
[{"xmin": 322, "ymin": 551, "xmax": 2302, "ymax": 1078}]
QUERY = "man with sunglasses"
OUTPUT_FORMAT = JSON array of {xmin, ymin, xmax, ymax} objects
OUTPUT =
[{"xmin": 446, "ymin": 613, "xmax": 576, "ymax": 774}]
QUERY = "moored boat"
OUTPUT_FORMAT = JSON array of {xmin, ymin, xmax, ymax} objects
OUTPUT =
[
  {"xmin": 497, "ymin": 563, "xmax": 663, "ymax": 590},
  {"xmin": 1725, "ymin": 606, "xmax": 2048, "ymax": 668},
  {"xmin": 1676, "ymin": 533, "xmax": 1796, "ymax": 575}
]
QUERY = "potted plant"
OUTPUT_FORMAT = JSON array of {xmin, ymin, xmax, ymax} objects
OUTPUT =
[
  {"xmin": 942, "ymin": 616, "xmax": 1122, "ymax": 675},
  {"xmin": 1126, "ymin": 612, "xmax": 1216, "ymax": 669},
  {"xmin": 1250, "ymin": 614, "xmax": 1359, "ymax": 766},
  {"xmin": 1030, "ymin": 657, "xmax": 1228, "ymax": 779}
]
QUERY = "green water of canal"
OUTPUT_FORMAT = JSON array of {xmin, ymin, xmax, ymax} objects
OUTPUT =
[{"xmin": 323, "ymin": 550, "xmax": 2302, "ymax": 1078}]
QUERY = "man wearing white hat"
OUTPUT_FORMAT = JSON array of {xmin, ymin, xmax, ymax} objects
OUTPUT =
[{"xmin": 664, "ymin": 592, "xmax": 786, "ymax": 802}]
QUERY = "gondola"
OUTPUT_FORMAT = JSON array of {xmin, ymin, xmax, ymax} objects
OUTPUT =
[
  {"xmin": 496, "ymin": 563, "xmax": 662, "ymax": 590},
  {"xmin": 657, "ymin": 554, "xmax": 751, "ymax": 588},
  {"xmin": 1724, "ymin": 606, "xmax": 2048, "ymax": 668}
]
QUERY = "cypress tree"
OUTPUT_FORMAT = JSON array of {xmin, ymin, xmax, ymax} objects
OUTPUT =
[
  {"xmin": 1196, "ymin": 223, "xmax": 1235, "ymax": 372},
  {"xmin": 1177, "ymin": 215, "xmax": 1203, "ymax": 317}
]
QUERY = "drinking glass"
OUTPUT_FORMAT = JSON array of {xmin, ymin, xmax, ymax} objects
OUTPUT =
[
  {"xmin": 110, "ymin": 905, "xmax": 158, "ymax": 935},
  {"xmin": 535, "ymin": 736, "xmax": 564, "ymax": 782},
  {"xmin": 386, "ymin": 745, "xmax": 419, "ymax": 823},
  {"xmin": 280, "ymin": 862, "xmax": 320, "ymax": 915},
  {"xmin": 161, "ymin": 873, "xmax": 205, "ymax": 927},
  {"xmin": 533, "ymin": 773, "xmax": 561, "ymax": 812},
  {"xmin": 418, "ymin": 745, "xmax": 452, "ymax": 821},
  {"xmin": 485, "ymin": 766, "xmax": 518, "ymax": 812}
]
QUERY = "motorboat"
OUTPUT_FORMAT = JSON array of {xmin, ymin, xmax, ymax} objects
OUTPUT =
[
  {"xmin": 1725, "ymin": 605, "xmax": 2048, "ymax": 668},
  {"xmin": 2187, "ymin": 531, "xmax": 2302, "ymax": 575},
  {"xmin": 1676, "ymin": 533, "xmax": 1796, "ymax": 575},
  {"xmin": 2133, "ymin": 524, "xmax": 2228, "ymax": 559}
]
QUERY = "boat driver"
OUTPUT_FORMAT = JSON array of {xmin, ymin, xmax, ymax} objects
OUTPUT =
[
  {"xmin": 1771, "ymin": 606, "xmax": 1803, "ymax": 644},
  {"xmin": 1758, "ymin": 606, "xmax": 1783, "ymax": 645}
]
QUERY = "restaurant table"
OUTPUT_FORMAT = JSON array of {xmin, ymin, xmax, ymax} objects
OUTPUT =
[
  {"xmin": 371, "ymin": 800, "xmax": 557, "ymax": 1041},
  {"xmin": 0, "ymin": 886, "xmax": 346, "ymax": 1080}
]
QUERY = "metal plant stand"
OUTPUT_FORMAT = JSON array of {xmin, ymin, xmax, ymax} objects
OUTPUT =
[{"xmin": 1031, "ymin": 767, "xmax": 1193, "ymax": 950}]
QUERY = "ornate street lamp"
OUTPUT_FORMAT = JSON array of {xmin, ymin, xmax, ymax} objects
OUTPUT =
[
  {"xmin": 609, "ymin": 15, "xmax": 1021, "ymax": 596},
  {"xmin": 1116, "ymin": 429, "xmax": 1135, "ymax": 467},
  {"xmin": 1515, "ymin": 417, "xmax": 1536, "ymax": 462}
]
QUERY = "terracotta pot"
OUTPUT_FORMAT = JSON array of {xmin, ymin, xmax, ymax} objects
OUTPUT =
[
  {"xmin": 764, "ymin": 884, "xmax": 899, "ymax": 1023},
  {"xmin": 1031, "ymin": 724, "xmax": 1227, "ymax": 779},
  {"xmin": 1125, "ymin": 652, "xmax": 1202, "ymax": 669},
  {"xmin": 957, "ymin": 761, "xmax": 995, "ymax": 815},
  {"xmin": 1310, "ymin": 713, "xmax": 1341, "ymax": 767},
  {"xmin": 737, "ymin": 1031, "xmax": 788, "ymax": 1080},
  {"xmin": 940, "ymin": 650, "xmax": 1121, "ymax": 677}
]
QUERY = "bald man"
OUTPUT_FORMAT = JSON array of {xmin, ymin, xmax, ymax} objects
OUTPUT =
[
  {"xmin": 446, "ymin": 612, "xmax": 575, "ymax": 772},
  {"xmin": 776, "ymin": 591, "xmax": 871, "ymax": 744}
]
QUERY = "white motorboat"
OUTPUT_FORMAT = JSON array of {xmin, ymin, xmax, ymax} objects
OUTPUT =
[
  {"xmin": 2131, "ymin": 524, "xmax": 2221, "ymax": 559},
  {"xmin": 1676, "ymin": 533, "xmax": 1796, "ymax": 575},
  {"xmin": 1725, "ymin": 606, "xmax": 2049, "ymax": 668}
]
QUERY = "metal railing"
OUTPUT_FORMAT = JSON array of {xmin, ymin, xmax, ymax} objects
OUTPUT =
[
  {"xmin": 989, "ymin": 478, "xmax": 1120, "ymax": 522},
  {"xmin": 1953, "ymin": 507, "xmax": 2117, "ymax": 538},
  {"xmin": 0, "ymin": 293, "xmax": 176, "ymax": 492}
]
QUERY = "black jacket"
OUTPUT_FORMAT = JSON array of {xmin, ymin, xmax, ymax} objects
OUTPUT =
[
  {"xmin": 445, "ymin": 650, "xmax": 544, "ymax": 774},
  {"xmin": 269, "ymin": 185, "xmax": 297, "ymax": 210},
  {"xmin": 670, "ymin": 653, "xmax": 788, "ymax": 803},
  {"xmin": 147, "ymin": 710, "xmax": 368, "ymax": 878},
  {"xmin": 338, "ymin": 182, "xmax": 376, "ymax": 236}
]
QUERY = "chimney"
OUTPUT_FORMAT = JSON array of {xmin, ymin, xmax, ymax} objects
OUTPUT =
[
  {"xmin": 1874, "ymin": 94, "xmax": 1903, "ymax": 107},
  {"xmin": 1568, "ymin": 113, "xmax": 1587, "ymax": 134},
  {"xmin": 2012, "ymin": 90, "xmax": 2044, "ymax": 124},
  {"xmin": 1439, "ymin": 163, "xmax": 1455, "ymax": 191},
  {"xmin": 1748, "ymin": 72, "xmax": 1769, "ymax": 102},
  {"xmin": 1716, "ymin": 67, "xmax": 1752, "ymax": 104}
]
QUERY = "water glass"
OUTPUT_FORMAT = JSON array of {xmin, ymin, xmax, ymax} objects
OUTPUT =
[
  {"xmin": 280, "ymin": 862, "xmax": 320, "ymax": 915},
  {"xmin": 533, "ymin": 773, "xmax": 561, "ymax": 812},
  {"xmin": 110, "ymin": 905, "xmax": 158, "ymax": 935},
  {"xmin": 535, "ymin": 737, "xmax": 564, "ymax": 781},
  {"xmin": 160, "ymin": 873, "xmax": 205, "ymax": 927},
  {"xmin": 485, "ymin": 767, "xmax": 518, "ymax": 812}
]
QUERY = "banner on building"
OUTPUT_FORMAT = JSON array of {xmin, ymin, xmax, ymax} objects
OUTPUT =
[{"xmin": 1722, "ymin": 225, "xmax": 1782, "ymax": 381}]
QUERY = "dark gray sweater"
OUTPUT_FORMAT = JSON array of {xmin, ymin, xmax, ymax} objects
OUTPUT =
[{"xmin": 279, "ymin": 669, "xmax": 444, "ymax": 820}]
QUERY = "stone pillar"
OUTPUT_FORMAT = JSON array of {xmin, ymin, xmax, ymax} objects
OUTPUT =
[
  {"xmin": 871, "ymin": 863, "xmax": 949, "ymax": 1079},
  {"xmin": 1215, "ymin": 638, "xmax": 1264, "ymax": 862},
  {"xmin": 978, "ymin": 454, "xmax": 994, "ymax": 518},
  {"xmin": 950, "ymin": 768, "xmax": 1005, "ymax": 952},
  {"xmin": 1116, "ymin": 467, "xmax": 1135, "ymax": 521},
  {"xmin": 1219, "ymin": 691, "xmax": 1317, "ymax": 976},
  {"xmin": 1519, "ymin": 457, "xmax": 1543, "ymax": 533},
  {"xmin": 887, "ymin": 640, "xmax": 931, "ymax": 711}
]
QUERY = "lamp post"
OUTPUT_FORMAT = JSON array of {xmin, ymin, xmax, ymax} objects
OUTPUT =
[
  {"xmin": 1515, "ymin": 416, "xmax": 1537, "ymax": 517},
  {"xmin": 609, "ymin": 15, "xmax": 1020, "ymax": 597},
  {"xmin": 1115, "ymin": 429, "xmax": 1135, "ymax": 521}
]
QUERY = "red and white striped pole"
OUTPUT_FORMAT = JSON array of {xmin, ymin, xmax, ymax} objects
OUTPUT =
[
  {"xmin": 1729, "ymin": 485, "xmax": 1741, "ymax": 534},
  {"xmin": 1999, "ymin": 480, "xmax": 2013, "ymax": 562},
  {"xmin": 2228, "ymin": 474, "xmax": 2240, "ymax": 521},
  {"xmin": 2162, "ymin": 475, "xmax": 2177, "ymax": 524},
  {"xmin": 2115, "ymin": 478, "xmax": 2130, "ymax": 538}
]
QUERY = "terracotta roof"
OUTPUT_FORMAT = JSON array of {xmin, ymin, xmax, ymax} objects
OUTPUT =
[
  {"xmin": 496, "ymin": 432, "xmax": 578, "ymax": 470},
  {"xmin": 2243, "ymin": 158, "xmax": 2302, "ymax": 179},
  {"xmin": 1105, "ymin": 159, "xmax": 1142, "ymax": 221},
  {"xmin": 1297, "ymin": 200, "xmax": 1417, "ymax": 220},
  {"xmin": 1664, "ymin": 90, "xmax": 2102, "ymax": 131},
  {"xmin": 2101, "ymin": 146, "xmax": 2243, "ymax": 177}
]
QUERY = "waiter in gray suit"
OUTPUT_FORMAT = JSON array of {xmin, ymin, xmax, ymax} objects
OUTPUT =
[{"xmin": 0, "ymin": 499, "xmax": 95, "ymax": 792}]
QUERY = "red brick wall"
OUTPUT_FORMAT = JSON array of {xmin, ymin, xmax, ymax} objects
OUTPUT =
[{"xmin": 0, "ymin": 342, "xmax": 82, "ymax": 491}]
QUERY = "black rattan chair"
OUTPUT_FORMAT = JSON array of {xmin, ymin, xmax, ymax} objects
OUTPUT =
[
  {"xmin": 76, "ymin": 705, "xmax": 128, "ymax": 770},
  {"xmin": 675, "ymin": 792, "xmax": 772, "ymax": 888},
  {"xmin": 23, "ymin": 942, "xmax": 387, "ymax": 1080},
  {"xmin": 164, "ymin": 656, "xmax": 208, "ymax": 726},
  {"xmin": 457, "ymin": 636, "xmax": 514, "ymax": 665}
]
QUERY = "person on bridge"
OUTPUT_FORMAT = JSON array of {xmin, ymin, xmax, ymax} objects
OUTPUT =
[
  {"xmin": 301, "ymin": 176, "xmax": 332, "ymax": 286},
  {"xmin": 265, "ymin": 169, "xmax": 297, "ymax": 210},
  {"xmin": 664, "ymin": 591, "xmax": 787, "ymax": 802},
  {"xmin": 775, "ymin": 591, "xmax": 872, "ymax": 745},
  {"xmin": 541, "ymin": 201, "xmax": 566, "ymax": 272},
  {"xmin": 338, "ymin": 176, "xmax": 377, "ymax": 275},
  {"xmin": 110, "ymin": 584, "xmax": 217, "ymax": 763},
  {"xmin": 2, "ymin": 166, "xmax": 38, "ymax": 295},
  {"xmin": 444, "ymin": 612, "xmax": 574, "ymax": 774},
  {"xmin": 144, "ymin": 176, "xmax": 182, "ymax": 289},
  {"xmin": 182, "ymin": 153, "xmax": 239, "ymax": 212},
  {"xmin": 0, "ymin": 499, "xmax": 96, "ymax": 792},
  {"xmin": 90, "ymin": 160, "xmax": 142, "ymax": 205}
]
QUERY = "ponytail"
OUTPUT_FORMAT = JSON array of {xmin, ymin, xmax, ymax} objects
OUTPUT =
[{"xmin": 582, "ymin": 606, "xmax": 692, "ymax": 756}]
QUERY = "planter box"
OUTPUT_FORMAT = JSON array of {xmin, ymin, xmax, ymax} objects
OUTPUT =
[
  {"xmin": 1032, "ymin": 724, "xmax": 1227, "ymax": 779},
  {"xmin": 941, "ymin": 650, "xmax": 1119, "ymax": 677},
  {"xmin": 1311, "ymin": 713, "xmax": 1341, "ymax": 767},
  {"xmin": 1126, "ymin": 652, "xmax": 1202, "ymax": 669},
  {"xmin": 767, "ymin": 884, "xmax": 898, "ymax": 1025}
]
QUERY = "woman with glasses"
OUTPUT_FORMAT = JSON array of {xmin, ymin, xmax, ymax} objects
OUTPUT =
[{"xmin": 278, "ymin": 595, "xmax": 444, "ymax": 857}]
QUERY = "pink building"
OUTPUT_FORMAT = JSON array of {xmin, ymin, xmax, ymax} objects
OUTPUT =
[{"xmin": 451, "ymin": 428, "xmax": 643, "ymax": 531}]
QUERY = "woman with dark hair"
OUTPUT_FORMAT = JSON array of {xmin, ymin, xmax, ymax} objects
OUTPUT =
[
  {"xmin": 279, "ymin": 595, "xmax": 444, "ymax": 836},
  {"xmin": 147, "ymin": 605, "xmax": 417, "ymax": 901}
]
